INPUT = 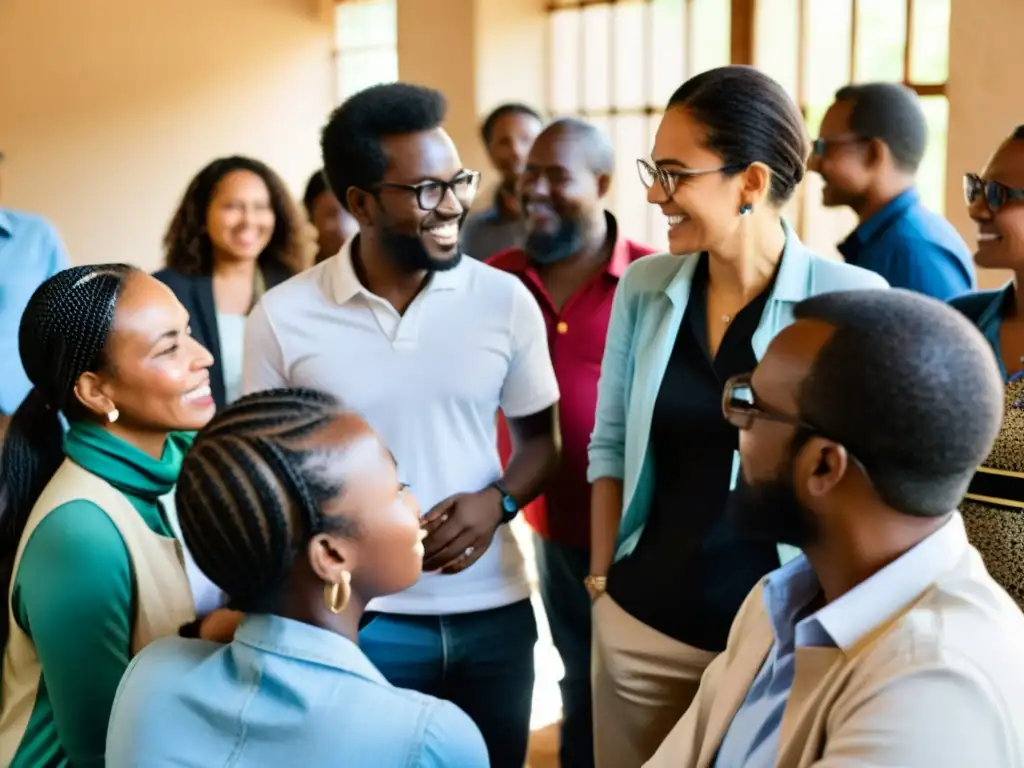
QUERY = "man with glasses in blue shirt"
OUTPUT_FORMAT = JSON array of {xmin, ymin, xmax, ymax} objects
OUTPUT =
[{"xmin": 809, "ymin": 83, "xmax": 974, "ymax": 300}]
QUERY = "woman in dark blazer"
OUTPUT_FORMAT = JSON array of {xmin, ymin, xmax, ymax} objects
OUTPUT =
[{"xmin": 155, "ymin": 156, "xmax": 307, "ymax": 410}]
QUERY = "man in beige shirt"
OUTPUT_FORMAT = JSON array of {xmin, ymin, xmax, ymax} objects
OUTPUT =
[{"xmin": 648, "ymin": 288, "xmax": 1024, "ymax": 768}]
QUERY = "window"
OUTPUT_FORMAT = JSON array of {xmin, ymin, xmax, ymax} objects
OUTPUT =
[
  {"xmin": 546, "ymin": 0, "xmax": 732, "ymax": 251},
  {"xmin": 333, "ymin": 0, "xmax": 398, "ymax": 104},
  {"xmin": 754, "ymin": 0, "xmax": 951, "ymax": 257}
]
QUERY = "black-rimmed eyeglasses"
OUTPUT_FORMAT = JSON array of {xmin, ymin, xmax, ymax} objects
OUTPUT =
[
  {"xmin": 373, "ymin": 170, "xmax": 481, "ymax": 212},
  {"xmin": 636, "ymin": 158, "xmax": 745, "ymax": 198}
]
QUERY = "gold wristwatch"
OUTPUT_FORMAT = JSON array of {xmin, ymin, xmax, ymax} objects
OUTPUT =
[{"xmin": 584, "ymin": 575, "xmax": 607, "ymax": 599}]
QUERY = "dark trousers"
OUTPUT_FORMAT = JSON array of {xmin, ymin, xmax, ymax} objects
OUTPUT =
[
  {"xmin": 360, "ymin": 599, "xmax": 538, "ymax": 768},
  {"xmin": 535, "ymin": 533, "xmax": 595, "ymax": 768}
]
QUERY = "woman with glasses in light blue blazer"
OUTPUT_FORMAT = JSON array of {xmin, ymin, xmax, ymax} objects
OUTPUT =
[{"xmin": 585, "ymin": 66, "xmax": 889, "ymax": 768}]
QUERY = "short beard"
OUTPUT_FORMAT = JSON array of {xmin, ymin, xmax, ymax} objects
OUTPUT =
[
  {"xmin": 379, "ymin": 212, "xmax": 465, "ymax": 274},
  {"xmin": 524, "ymin": 217, "xmax": 583, "ymax": 266},
  {"xmin": 725, "ymin": 444, "xmax": 818, "ymax": 549}
]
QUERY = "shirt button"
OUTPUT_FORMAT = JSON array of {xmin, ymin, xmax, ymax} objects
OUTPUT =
[{"xmin": 556, "ymin": 321, "xmax": 569, "ymax": 334}]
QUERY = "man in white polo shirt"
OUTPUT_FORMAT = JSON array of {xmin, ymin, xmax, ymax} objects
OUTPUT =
[{"xmin": 243, "ymin": 83, "xmax": 560, "ymax": 768}]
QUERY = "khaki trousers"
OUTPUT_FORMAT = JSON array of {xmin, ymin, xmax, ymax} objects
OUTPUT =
[{"xmin": 591, "ymin": 594, "xmax": 719, "ymax": 768}]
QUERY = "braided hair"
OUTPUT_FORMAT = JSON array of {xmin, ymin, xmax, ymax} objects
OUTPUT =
[
  {"xmin": 163, "ymin": 155, "xmax": 306, "ymax": 277},
  {"xmin": 175, "ymin": 388, "xmax": 357, "ymax": 613},
  {"xmin": 0, "ymin": 263, "xmax": 136, "ymax": 646}
]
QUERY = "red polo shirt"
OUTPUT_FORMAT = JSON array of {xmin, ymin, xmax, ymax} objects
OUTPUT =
[{"xmin": 488, "ymin": 225, "xmax": 656, "ymax": 548}]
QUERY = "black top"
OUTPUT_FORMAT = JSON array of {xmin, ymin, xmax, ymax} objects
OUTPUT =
[
  {"xmin": 607, "ymin": 254, "xmax": 781, "ymax": 652},
  {"xmin": 152, "ymin": 263, "xmax": 292, "ymax": 410}
]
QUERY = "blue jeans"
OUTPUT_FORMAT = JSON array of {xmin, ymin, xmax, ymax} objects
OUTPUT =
[
  {"xmin": 535, "ymin": 534, "xmax": 594, "ymax": 768},
  {"xmin": 360, "ymin": 599, "xmax": 538, "ymax": 768}
]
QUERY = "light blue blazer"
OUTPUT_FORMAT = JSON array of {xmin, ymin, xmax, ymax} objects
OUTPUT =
[{"xmin": 587, "ymin": 221, "xmax": 889, "ymax": 563}]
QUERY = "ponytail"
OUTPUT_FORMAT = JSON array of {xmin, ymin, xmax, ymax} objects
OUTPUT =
[{"xmin": 0, "ymin": 264, "xmax": 134, "ymax": 648}]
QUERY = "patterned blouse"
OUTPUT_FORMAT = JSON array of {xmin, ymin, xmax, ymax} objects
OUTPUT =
[
  {"xmin": 961, "ymin": 374, "xmax": 1024, "ymax": 609},
  {"xmin": 955, "ymin": 286, "xmax": 1024, "ymax": 610}
]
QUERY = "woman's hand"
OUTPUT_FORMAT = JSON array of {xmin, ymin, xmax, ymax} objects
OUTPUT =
[{"xmin": 198, "ymin": 609, "xmax": 244, "ymax": 643}]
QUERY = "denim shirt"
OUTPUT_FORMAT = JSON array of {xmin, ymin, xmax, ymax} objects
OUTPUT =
[
  {"xmin": 106, "ymin": 614, "xmax": 489, "ymax": 767},
  {"xmin": 587, "ymin": 220, "xmax": 889, "ymax": 563},
  {"xmin": 0, "ymin": 209, "xmax": 70, "ymax": 413}
]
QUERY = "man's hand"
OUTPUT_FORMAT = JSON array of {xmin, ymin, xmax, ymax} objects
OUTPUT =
[{"xmin": 421, "ymin": 487, "xmax": 503, "ymax": 574}]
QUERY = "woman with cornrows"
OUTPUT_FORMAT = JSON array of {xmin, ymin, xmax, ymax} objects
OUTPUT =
[
  {"xmin": 0, "ymin": 265, "xmax": 218, "ymax": 765},
  {"xmin": 107, "ymin": 389, "xmax": 489, "ymax": 767},
  {"xmin": 155, "ymin": 155, "xmax": 307, "ymax": 409}
]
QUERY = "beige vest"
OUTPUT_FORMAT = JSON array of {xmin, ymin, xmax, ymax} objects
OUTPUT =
[{"xmin": 0, "ymin": 460, "xmax": 195, "ymax": 764}]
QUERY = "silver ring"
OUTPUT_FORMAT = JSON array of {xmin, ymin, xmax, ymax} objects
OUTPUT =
[
  {"xmin": 463, "ymin": 546, "xmax": 475, "ymax": 558},
  {"xmin": 440, "ymin": 513, "xmax": 449, "ymax": 524}
]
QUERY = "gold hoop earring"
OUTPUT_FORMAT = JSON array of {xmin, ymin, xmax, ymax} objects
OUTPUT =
[
  {"xmin": 324, "ymin": 570, "xmax": 352, "ymax": 614},
  {"xmin": 107, "ymin": 408, "xmax": 119, "ymax": 424}
]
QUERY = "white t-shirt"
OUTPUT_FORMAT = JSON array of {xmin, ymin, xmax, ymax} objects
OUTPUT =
[{"xmin": 242, "ymin": 239, "xmax": 560, "ymax": 615}]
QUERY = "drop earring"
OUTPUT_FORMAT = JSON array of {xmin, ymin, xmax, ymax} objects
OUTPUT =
[
  {"xmin": 739, "ymin": 203, "xmax": 753, "ymax": 216},
  {"xmin": 107, "ymin": 408, "xmax": 119, "ymax": 424}
]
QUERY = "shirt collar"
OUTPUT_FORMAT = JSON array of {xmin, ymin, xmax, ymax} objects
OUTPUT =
[
  {"xmin": 0, "ymin": 209, "xmax": 13, "ymax": 237},
  {"xmin": 321, "ymin": 233, "xmax": 467, "ymax": 306},
  {"xmin": 977, "ymin": 282, "xmax": 1015, "ymax": 336},
  {"xmin": 775, "ymin": 513, "xmax": 970, "ymax": 654},
  {"xmin": 234, "ymin": 614, "xmax": 388, "ymax": 684},
  {"xmin": 839, "ymin": 188, "xmax": 920, "ymax": 257}
]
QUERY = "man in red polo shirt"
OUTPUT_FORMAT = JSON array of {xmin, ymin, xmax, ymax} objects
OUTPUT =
[{"xmin": 488, "ymin": 118, "xmax": 656, "ymax": 768}]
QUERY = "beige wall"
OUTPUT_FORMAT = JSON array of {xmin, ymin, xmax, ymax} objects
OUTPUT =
[
  {"xmin": 0, "ymin": 0, "xmax": 333, "ymax": 271},
  {"xmin": 946, "ymin": 0, "xmax": 1022, "ymax": 289},
  {"xmin": 397, "ymin": 0, "xmax": 546, "ymax": 193},
  {"xmin": 0, "ymin": 0, "xmax": 1015, "ymax": 283}
]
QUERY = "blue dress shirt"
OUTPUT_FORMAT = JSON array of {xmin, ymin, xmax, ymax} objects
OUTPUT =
[
  {"xmin": 0, "ymin": 209, "xmax": 70, "ymax": 414},
  {"xmin": 106, "ymin": 614, "xmax": 489, "ymax": 767},
  {"xmin": 950, "ymin": 284, "xmax": 1012, "ymax": 378},
  {"xmin": 838, "ymin": 188, "xmax": 975, "ymax": 300}
]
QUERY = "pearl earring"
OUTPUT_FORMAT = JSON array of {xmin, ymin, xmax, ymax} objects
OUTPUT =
[
  {"xmin": 739, "ymin": 203, "xmax": 753, "ymax": 216},
  {"xmin": 107, "ymin": 408, "xmax": 119, "ymax": 424}
]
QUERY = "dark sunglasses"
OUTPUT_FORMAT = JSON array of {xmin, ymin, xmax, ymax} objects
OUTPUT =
[
  {"xmin": 963, "ymin": 173, "xmax": 1024, "ymax": 211},
  {"xmin": 373, "ymin": 170, "xmax": 481, "ymax": 212},
  {"xmin": 721, "ymin": 373, "xmax": 816, "ymax": 432}
]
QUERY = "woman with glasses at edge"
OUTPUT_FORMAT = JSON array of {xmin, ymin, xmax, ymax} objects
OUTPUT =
[
  {"xmin": 106, "ymin": 389, "xmax": 488, "ymax": 767},
  {"xmin": 949, "ymin": 125, "xmax": 1024, "ymax": 610},
  {"xmin": 585, "ymin": 65, "xmax": 889, "ymax": 768}
]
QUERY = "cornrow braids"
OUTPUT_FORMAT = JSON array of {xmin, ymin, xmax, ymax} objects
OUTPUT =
[
  {"xmin": 0, "ymin": 263, "xmax": 136, "ymax": 648},
  {"xmin": 175, "ymin": 388, "xmax": 358, "ymax": 613}
]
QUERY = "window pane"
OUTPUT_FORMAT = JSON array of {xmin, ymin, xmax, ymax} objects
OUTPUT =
[
  {"xmin": 689, "ymin": 0, "xmax": 731, "ymax": 77},
  {"xmin": 909, "ymin": 0, "xmax": 951, "ymax": 84},
  {"xmin": 550, "ymin": 10, "xmax": 581, "ymax": 114},
  {"xmin": 335, "ymin": 0, "xmax": 396, "ymax": 50},
  {"xmin": 649, "ymin": 0, "xmax": 686, "ymax": 107},
  {"xmin": 582, "ymin": 4, "xmax": 612, "ymax": 112},
  {"xmin": 610, "ymin": 115, "xmax": 649, "ymax": 246},
  {"xmin": 613, "ymin": 2, "xmax": 647, "ymax": 110},
  {"xmin": 917, "ymin": 95, "xmax": 949, "ymax": 215},
  {"xmin": 337, "ymin": 49, "xmax": 398, "ymax": 102},
  {"xmin": 754, "ymin": 0, "xmax": 800, "ymax": 100},
  {"xmin": 853, "ymin": 0, "xmax": 906, "ymax": 82},
  {"xmin": 805, "ymin": 0, "xmax": 852, "ymax": 106},
  {"xmin": 646, "ymin": 113, "xmax": 669, "ymax": 251}
]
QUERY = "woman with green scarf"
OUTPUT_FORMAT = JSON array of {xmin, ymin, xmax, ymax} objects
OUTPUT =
[{"xmin": 0, "ymin": 264, "xmax": 219, "ymax": 767}]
